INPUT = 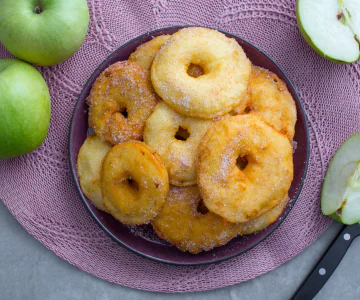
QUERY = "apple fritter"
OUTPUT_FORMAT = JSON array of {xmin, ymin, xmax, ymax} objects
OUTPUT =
[
  {"xmin": 77, "ymin": 133, "xmax": 111, "ymax": 212},
  {"xmin": 233, "ymin": 66, "xmax": 297, "ymax": 141}
]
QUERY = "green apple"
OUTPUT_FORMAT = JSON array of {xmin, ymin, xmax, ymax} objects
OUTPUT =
[
  {"xmin": 0, "ymin": 0, "xmax": 89, "ymax": 66},
  {"xmin": 297, "ymin": 0, "xmax": 360, "ymax": 63},
  {"xmin": 0, "ymin": 59, "xmax": 51, "ymax": 159},
  {"xmin": 321, "ymin": 133, "xmax": 360, "ymax": 225}
]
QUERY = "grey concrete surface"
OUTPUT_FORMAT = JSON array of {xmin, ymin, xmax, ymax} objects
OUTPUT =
[{"xmin": 0, "ymin": 199, "xmax": 359, "ymax": 300}]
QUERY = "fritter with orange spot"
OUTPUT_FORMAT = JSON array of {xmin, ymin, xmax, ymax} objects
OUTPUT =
[
  {"xmin": 102, "ymin": 141, "xmax": 169, "ymax": 225},
  {"xmin": 233, "ymin": 66, "xmax": 297, "ymax": 140},
  {"xmin": 151, "ymin": 186, "xmax": 238, "ymax": 254},
  {"xmin": 197, "ymin": 115, "xmax": 293, "ymax": 223},
  {"xmin": 152, "ymin": 186, "xmax": 289, "ymax": 254},
  {"xmin": 87, "ymin": 61, "xmax": 159, "ymax": 145}
]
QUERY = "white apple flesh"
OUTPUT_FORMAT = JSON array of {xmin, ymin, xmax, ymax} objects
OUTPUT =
[
  {"xmin": 321, "ymin": 133, "xmax": 360, "ymax": 225},
  {"xmin": 297, "ymin": 0, "xmax": 360, "ymax": 63},
  {"xmin": 0, "ymin": 0, "xmax": 89, "ymax": 66}
]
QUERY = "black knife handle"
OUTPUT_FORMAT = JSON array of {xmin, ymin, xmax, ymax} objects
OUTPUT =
[{"xmin": 292, "ymin": 223, "xmax": 360, "ymax": 300}]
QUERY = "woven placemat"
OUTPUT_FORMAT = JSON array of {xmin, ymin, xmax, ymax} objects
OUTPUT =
[{"xmin": 1, "ymin": 0, "xmax": 359, "ymax": 292}]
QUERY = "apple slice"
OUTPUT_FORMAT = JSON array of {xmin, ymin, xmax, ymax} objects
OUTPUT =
[
  {"xmin": 321, "ymin": 133, "xmax": 360, "ymax": 225},
  {"xmin": 297, "ymin": 0, "xmax": 360, "ymax": 63}
]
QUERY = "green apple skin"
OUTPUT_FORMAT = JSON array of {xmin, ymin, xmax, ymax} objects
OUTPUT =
[
  {"xmin": 296, "ymin": 0, "xmax": 359, "ymax": 64},
  {"xmin": 0, "ymin": 59, "xmax": 51, "ymax": 159},
  {"xmin": 321, "ymin": 132, "xmax": 360, "ymax": 225},
  {"xmin": 328, "ymin": 211, "xmax": 360, "ymax": 226},
  {"xmin": 327, "ymin": 213, "xmax": 353, "ymax": 225},
  {"xmin": 0, "ymin": 0, "xmax": 89, "ymax": 66}
]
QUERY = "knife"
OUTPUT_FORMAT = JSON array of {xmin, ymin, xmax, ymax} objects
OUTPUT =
[{"xmin": 292, "ymin": 222, "xmax": 360, "ymax": 300}]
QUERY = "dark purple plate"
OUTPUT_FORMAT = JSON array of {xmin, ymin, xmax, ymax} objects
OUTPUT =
[{"xmin": 69, "ymin": 26, "xmax": 309, "ymax": 266}]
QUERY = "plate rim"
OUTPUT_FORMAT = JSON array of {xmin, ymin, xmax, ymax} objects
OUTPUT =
[{"xmin": 69, "ymin": 25, "xmax": 310, "ymax": 266}]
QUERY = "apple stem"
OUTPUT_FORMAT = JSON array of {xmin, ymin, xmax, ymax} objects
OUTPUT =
[{"xmin": 34, "ymin": 5, "xmax": 43, "ymax": 14}]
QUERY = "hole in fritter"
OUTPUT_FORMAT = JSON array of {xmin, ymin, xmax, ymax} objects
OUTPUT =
[
  {"xmin": 127, "ymin": 178, "xmax": 139, "ymax": 192},
  {"xmin": 273, "ymin": 78, "xmax": 278, "ymax": 83},
  {"xmin": 187, "ymin": 63, "xmax": 204, "ymax": 78},
  {"xmin": 236, "ymin": 156, "xmax": 248, "ymax": 170},
  {"xmin": 120, "ymin": 108, "xmax": 128, "ymax": 118},
  {"xmin": 175, "ymin": 127, "xmax": 190, "ymax": 141},
  {"xmin": 104, "ymin": 71, "xmax": 111, "ymax": 78},
  {"xmin": 197, "ymin": 200, "xmax": 209, "ymax": 215},
  {"xmin": 244, "ymin": 106, "xmax": 251, "ymax": 114}
]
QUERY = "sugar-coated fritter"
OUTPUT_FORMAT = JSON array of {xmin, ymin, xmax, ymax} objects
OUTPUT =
[
  {"xmin": 129, "ymin": 35, "xmax": 171, "ymax": 70},
  {"xmin": 144, "ymin": 102, "xmax": 213, "ymax": 186},
  {"xmin": 87, "ymin": 61, "xmax": 159, "ymax": 145},
  {"xmin": 151, "ymin": 27, "xmax": 251, "ymax": 119},
  {"xmin": 77, "ymin": 134, "xmax": 111, "ymax": 212},
  {"xmin": 197, "ymin": 115, "xmax": 293, "ymax": 223},
  {"xmin": 101, "ymin": 141, "xmax": 169, "ymax": 225},
  {"xmin": 151, "ymin": 186, "xmax": 238, "ymax": 254},
  {"xmin": 233, "ymin": 66, "xmax": 297, "ymax": 140}
]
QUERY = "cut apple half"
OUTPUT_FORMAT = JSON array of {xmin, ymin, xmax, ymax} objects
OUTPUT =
[
  {"xmin": 297, "ymin": 0, "xmax": 360, "ymax": 63},
  {"xmin": 321, "ymin": 133, "xmax": 360, "ymax": 225}
]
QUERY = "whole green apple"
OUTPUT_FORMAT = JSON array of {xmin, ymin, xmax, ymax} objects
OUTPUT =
[
  {"xmin": 0, "ymin": 0, "xmax": 89, "ymax": 66},
  {"xmin": 0, "ymin": 59, "xmax": 51, "ymax": 159}
]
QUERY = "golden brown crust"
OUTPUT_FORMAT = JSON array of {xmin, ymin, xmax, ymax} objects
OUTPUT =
[
  {"xmin": 197, "ymin": 115, "xmax": 293, "ymax": 223},
  {"xmin": 233, "ymin": 66, "xmax": 297, "ymax": 140},
  {"xmin": 82, "ymin": 29, "xmax": 296, "ymax": 254},
  {"xmin": 236, "ymin": 195, "xmax": 289, "ymax": 235},
  {"xmin": 101, "ymin": 141, "xmax": 169, "ymax": 225},
  {"xmin": 77, "ymin": 134, "xmax": 111, "ymax": 212},
  {"xmin": 129, "ymin": 34, "xmax": 204, "ymax": 78},
  {"xmin": 151, "ymin": 186, "xmax": 238, "ymax": 254},
  {"xmin": 151, "ymin": 27, "xmax": 251, "ymax": 119},
  {"xmin": 87, "ymin": 61, "xmax": 159, "ymax": 145},
  {"xmin": 129, "ymin": 35, "xmax": 172, "ymax": 70},
  {"xmin": 144, "ymin": 102, "xmax": 213, "ymax": 186},
  {"xmin": 151, "ymin": 186, "xmax": 289, "ymax": 254},
  {"xmin": 230, "ymin": 84, "xmax": 252, "ymax": 115}
]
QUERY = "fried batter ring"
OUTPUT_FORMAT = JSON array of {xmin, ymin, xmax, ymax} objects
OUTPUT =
[
  {"xmin": 129, "ymin": 35, "xmax": 171, "ymax": 70},
  {"xmin": 77, "ymin": 133, "xmax": 111, "ymax": 212},
  {"xmin": 102, "ymin": 141, "xmax": 169, "ymax": 225},
  {"xmin": 151, "ymin": 27, "xmax": 251, "ymax": 119},
  {"xmin": 236, "ymin": 195, "xmax": 289, "ymax": 235},
  {"xmin": 152, "ymin": 186, "xmax": 289, "ymax": 254},
  {"xmin": 87, "ymin": 61, "xmax": 159, "ymax": 145},
  {"xmin": 129, "ymin": 34, "xmax": 204, "ymax": 78},
  {"xmin": 144, "ymin": 102, "xmax": 213, "ymax": 186},
  {"xmin": 197, "ymin": 115, "xmax": 293, "ymax": 223},
  {"xmin": 151, "ymin": 186, "xmax": 238, "ymax": 254},
  {"xmin": 233, "ymin": 66, "xmax": 297, "ymax": 140}
]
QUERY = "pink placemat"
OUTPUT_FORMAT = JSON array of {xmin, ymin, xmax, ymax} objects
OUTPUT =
[{"xmin": 1, "ymin": 0, "xmax": 360, "ymax": 292}]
